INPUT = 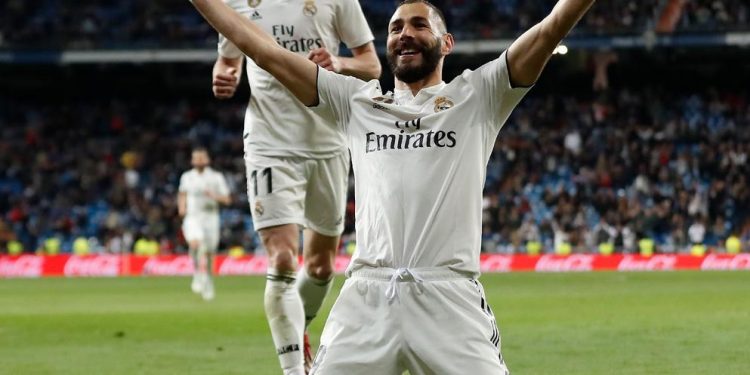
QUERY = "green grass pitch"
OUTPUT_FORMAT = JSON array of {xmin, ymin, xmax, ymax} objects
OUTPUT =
[{"xmin": 1, "ymin": 271, "xmax": 749, "ymax": 374}]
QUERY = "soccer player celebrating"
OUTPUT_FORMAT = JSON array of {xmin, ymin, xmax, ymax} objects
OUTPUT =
[
  {"xmin": 178, "ymin": 147, "xmax": 231, "ymax": 301},
  {"xmin": 208, "ymin": 0, "xmax": 380, "ymax": 373},
  {"xmin": 189, "ymin": 0, "xmax": 595, "ymax": 372}
]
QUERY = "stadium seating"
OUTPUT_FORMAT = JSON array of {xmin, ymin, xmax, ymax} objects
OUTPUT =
[
  {"xmin": 1, "ymin": 87, "xmax": 748, "ymax": 254},
  {"xmin": 0, "ymin": 0, "xmax": 747, "ymax": 49}
]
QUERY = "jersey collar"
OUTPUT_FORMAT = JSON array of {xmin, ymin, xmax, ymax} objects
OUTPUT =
[{"xmin": 393, "ymin": 82, "xmax": 447, "ymax": 106}]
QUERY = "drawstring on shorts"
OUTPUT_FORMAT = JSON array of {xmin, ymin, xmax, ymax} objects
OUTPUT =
[{"xmin": 384, "ymin": 268, "xmax": 424, "ymax": 302}]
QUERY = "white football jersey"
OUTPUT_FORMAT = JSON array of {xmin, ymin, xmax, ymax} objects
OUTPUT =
[
  {"xmin": 313, "ymin": 52, "xmax": 530, "ymax": 277},
  {"xmin": 219, "ymin": 0, "xmax": 374, "ymax": 158},
  {"xmin": 178, "ymin": 167, "xmax": 230, "ymax": 218}
]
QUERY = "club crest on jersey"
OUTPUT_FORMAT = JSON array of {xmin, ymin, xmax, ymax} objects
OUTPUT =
[
  {"xmin": 247, "ymin": 0, "xmax": 261, "ymax": 7},
  {"xmin": 434, "ymin": 96, "xmax": 454, "ymax": 112},
  {"xmin": 254, "ymin": 201, "xmax": 264, "ymax": 216},
  {"xmin": 303, "ymin": 0, "xmax": 318, "ymax": 16}
]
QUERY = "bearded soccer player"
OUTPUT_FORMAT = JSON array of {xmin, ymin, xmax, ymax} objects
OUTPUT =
[
  {"xmin": 189, "ymin": 0, "xmax": 595, "ymax": 372},
  {"xmin": 209, "ymin": 0, "xmax": 380, "ymax": 373},
  {"xmin": 178, "ymin": 147, "xmax": 231, "ymax": 301}
]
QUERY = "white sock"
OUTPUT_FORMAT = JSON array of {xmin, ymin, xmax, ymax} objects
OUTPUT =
[
  {"xmin": 190, "ymin": 248, "xmax": 200, "ymax": 277},
  {"xmin": 265, "ymin": 269, "xmax": 305, "ymax": 375},
  {"xmin": 296, "ymin": 269, "xmax": 333, "ymax": 327},
  {"xmin": 205, "ymin": 251, "xmax": 214, "ymax": 277}
]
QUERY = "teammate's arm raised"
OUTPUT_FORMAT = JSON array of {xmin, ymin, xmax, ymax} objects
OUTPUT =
[
  {"xmin": 343, "ymin": 43, "xmax": 381, "ymax": 80},
  {"xmin": 507, "ymin": 0, "xmax": 595, "ymax": 87},
  {"xmin": 212, "ymin": 56, "xmax": 243, "ymax": 99},
  {"xmin": 190, "ymin": 0, "xmax": 319, "ymax": 105},
  {"xmin": 307, "ymin": 42, "xmax": 381, "ymax": 81}
]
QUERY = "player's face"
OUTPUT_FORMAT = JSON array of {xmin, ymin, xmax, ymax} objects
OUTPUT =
[
  {"xmin": 386, "ymin": 3, "xmax": 445, "ymax": 83},
  {"xmin": 191, "ymin": 151, "xmax": 210, "ymax": 169}
]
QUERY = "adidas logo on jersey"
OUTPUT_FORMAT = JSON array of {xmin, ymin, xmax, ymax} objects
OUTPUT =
[{"xmin": 251, "ymin": 10, "xmax": 262, "ymax": 20}]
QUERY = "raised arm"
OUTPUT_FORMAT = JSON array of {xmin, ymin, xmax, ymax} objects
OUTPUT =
[
  {"xmin": 307, "ymin": 42, "xmax": 381, "ymax": 81},
  {"xmin": 190, "ymin": 0, "xmax": 319, "ymax": 105},
  {"xmin": 342, "ymin": 42, "xmax": 382, "ymax": 80},
  {"xmin": 507, "ymin": 0, "xmax": 595, "ymax": 87}
]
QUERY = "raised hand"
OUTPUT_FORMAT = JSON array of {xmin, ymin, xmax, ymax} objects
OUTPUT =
[
  {"xmin": 307, "ymin": 47, "xmax": 341, "ymax": 73},
  {"xmin": 212, "ymin": 67, "xmax": 239, "ymax": 99}
]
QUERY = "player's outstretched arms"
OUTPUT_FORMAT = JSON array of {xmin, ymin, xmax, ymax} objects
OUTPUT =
[
  {"xmin": 507, "ymin": 0, "xmax": 595, "ymax": 87},
  {"xmin": 212, "ymin": 56, "xmax": 243, "ymax": 99},
  {"xmin": 190, "ymin": 0, "xmax": 319, "ymax": 105}
]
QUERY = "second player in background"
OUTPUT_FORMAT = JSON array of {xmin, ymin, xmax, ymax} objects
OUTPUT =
[{"xmin": 210, "ymin": 0, "xmax": 381, "ymax": 374}]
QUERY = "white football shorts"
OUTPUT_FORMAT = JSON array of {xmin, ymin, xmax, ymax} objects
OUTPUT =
[
  {"xmin": 310, "ymin": 267, "xmax": 510, "ymax": 375},
  {"xmin": 182, "ymin": 216, "xmax": 220, "ymax": 251},
  {"xmin": 245, "ymin": 152, "xmax": 349, "ymax": 237}
]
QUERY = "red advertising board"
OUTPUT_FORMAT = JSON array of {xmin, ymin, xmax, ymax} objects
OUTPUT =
[{"xmin": 1, "ymin": 254, "xmax": 749, "ymax": 278}]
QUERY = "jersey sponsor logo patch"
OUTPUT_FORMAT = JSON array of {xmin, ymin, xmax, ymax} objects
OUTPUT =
[
  {"xmin": 247, "ymin": 0, "xmax": 261, "ymax": 7},
  {"xmin": 272, "ymin": 24, "xmax": 324, "ymax": 52},
  {"xmin": 303, "ymin": 0, "xmax": 318, "ymax": 16},
  {"xmin": 365, "ymin": 130, "xmax": 457, "ymax": 153},
  {"xmin": 372, "ymin": 95, "xmax": 395, "ymax": 104},
  {"xmin": 365, "ymin": 117, "xmax": 458, "ymax": 153},
  {"xmin": 372, "ymin": 95, "xmax": 395, "ymax": 111},
  {"xmin": 434, "ymin": 96, "xmax": 454, "ymax": 112}
]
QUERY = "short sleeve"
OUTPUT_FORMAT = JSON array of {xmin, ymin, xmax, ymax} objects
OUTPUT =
[
  {"xmin": 335, "ymin": 0, "xmax": 375, "ymax": 49},
  {"xmin": 216, "ymin": 0, "xmax": 246, "ymax": 59},
  {"xmin": 463, "ymin": 51, "xmax": 531, "ymax": 132},
  {"xmin": 218, "ymin": 34, "xmax": 243, "ymax": 59},
  {"xmin": 309, "ymin": 67, "xmax": 368, "ymax": 134}
]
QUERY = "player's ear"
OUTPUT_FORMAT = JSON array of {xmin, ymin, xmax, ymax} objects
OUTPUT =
[{"xmin": 441, "ymin": 33, "xmax": 454, "ymax": 56}]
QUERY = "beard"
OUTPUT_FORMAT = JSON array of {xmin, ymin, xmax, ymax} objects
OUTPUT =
[{"xmin": 387, "ymin": 37, "xmax": 442, "ymax": 84}]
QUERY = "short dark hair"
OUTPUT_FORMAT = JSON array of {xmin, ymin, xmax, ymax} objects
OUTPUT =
[
  {"xmin": 398, "ymin": 0, "xmax": 448, "ymax": 34},
  {"xmin": 192, "ymin": 146, "xmax": 209, "ymax": 155}
]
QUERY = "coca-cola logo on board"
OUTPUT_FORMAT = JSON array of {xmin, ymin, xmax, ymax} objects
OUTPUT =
[
  {"xmin": 701, "ymin": 254, "xmax": 750, "ymax": 270},
  {"xmin": 480, "ymin": 255, "xmax": 513, "ymax": 273},
  {"xmin": 218, "ymin": 256, "xmax": 268, "ymax": 275},
  {"xmin": 617, "ymin": 255, "xmax": 677, "ymax": 271},
  {"xmin": 64, "ymin": 255, "xmax": 120, "ymax": 277},
  {"xmin": 0, "ymin": 256, "xmax": 44, "ymax": 277},
  {"xmin": 535, "ymin": 254, "xmax": 594, "ymax": 272},
  {"xmin": 142, "ymin": 256, "xmax": 193, "ymax": 275}
]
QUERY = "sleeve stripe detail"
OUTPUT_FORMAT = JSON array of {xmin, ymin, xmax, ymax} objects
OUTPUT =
[{"xmin": 306, "ymin": 66, "xmax": 322, "ymax": 108}]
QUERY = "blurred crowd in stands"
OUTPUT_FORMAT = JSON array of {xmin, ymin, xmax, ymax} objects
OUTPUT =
[
  {"xmin": 0, "ymin": 0, "xmax": 747, "ymax": 49},
  {"xmin": 0, "ymin": 99, "xmax": 258, "ymax": 255},
  {"xmin": 1, "ymin": 83, "xmax": 748, "ymax": 255},
  {"xmin": 482, "ymin": 87, "xmax": 750, "ymax": 255}
]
